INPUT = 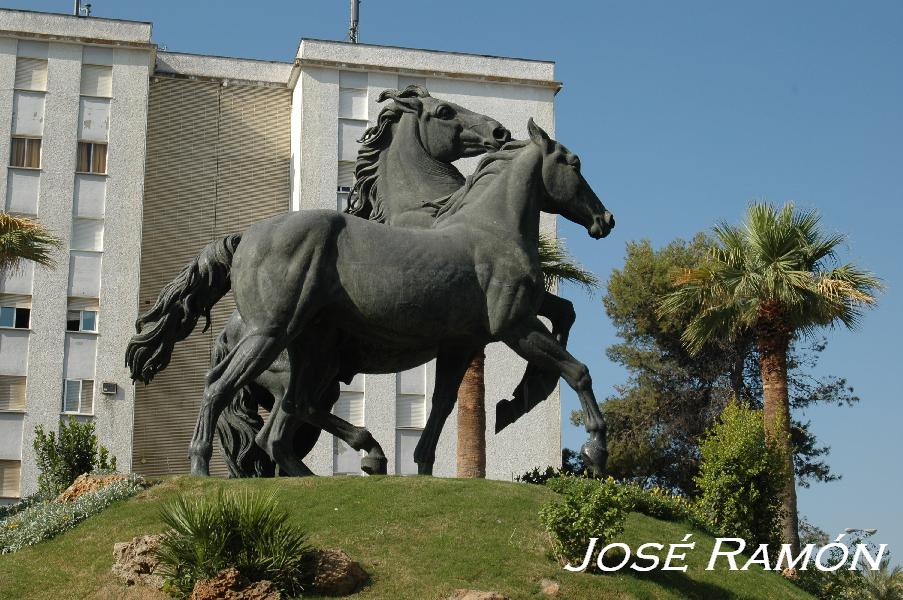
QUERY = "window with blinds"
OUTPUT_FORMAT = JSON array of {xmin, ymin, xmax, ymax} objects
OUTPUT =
[
  {"xmin": 0, "ymin": 460, "xmax": 21, "ymax": 498},
  {"xmin": 80, "ymin": 65, "xmax": 112, "ymax": 97},
  {"xmin": 333, "ymin": 391, "xmax": 364, "ymax": 427},
  {"xmin": 62, "ymin": 379, "xmax": 93, "ymax": 414},
  {"xmin": 71, "ymin": 218, "xmax": 104, "ymax": 252},
  {"xmin": 14, "ymin": 58, "xmax": 47, "ymax": 92},
  {"xmin": 0, "ymin": 375, "xmax": 26, "ymax": 412},
  {"xmin": 9, "ymin": 137, "xmax": 41, "ymax": 169},
  {"xmin": 76, "ymin": 142, "xmax": 107, "ymax": 174}
]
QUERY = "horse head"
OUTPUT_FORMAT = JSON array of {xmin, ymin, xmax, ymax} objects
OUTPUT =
[
  {"xmin": 379, "ymin": 85, "xmax": 510, "ymax": 161},
  {"xmin": 528, "ymin": 119, "xmax": 614, "ymax": 239}
]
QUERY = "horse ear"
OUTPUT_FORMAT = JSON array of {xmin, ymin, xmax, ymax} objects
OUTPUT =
[
  {"xmin": 527, "ymin": 118, "xmax": 551, "ymax": 147},
  {"xmin": 377, "ymin": 88, "xmax": 422, "ymax": 114}
]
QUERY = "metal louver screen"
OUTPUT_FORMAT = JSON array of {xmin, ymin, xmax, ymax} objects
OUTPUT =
[
  {"xmin": 0, "ymin": 375, "xmax": 26, "ymax": 412},
  {"xmin": 132, "ymin": 77, "xmax": 291, "ymax": 478},
  {"xmin": 14, "ymin": 58, "xmax": 47, "ymax": 91}
]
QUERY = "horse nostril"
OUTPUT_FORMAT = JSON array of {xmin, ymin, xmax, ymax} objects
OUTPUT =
[
  {"xmin": 493, "ymin": 126, "xmax": 511, "ymax": 143},
  {"xmin": 605, "ymin": 212, "xmax": 615, "ymax": 229}
]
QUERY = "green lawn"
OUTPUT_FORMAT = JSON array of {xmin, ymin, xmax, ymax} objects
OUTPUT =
[{"xmin": 0, "ymin": 476, "xmax": 814, "ymax": 599}]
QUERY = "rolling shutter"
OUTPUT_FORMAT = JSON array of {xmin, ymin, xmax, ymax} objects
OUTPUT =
[
  {"xmin": 333, "ymin": 391, "xmax": 364, "ymax": 427},
  {"xmin": 80, "ymin": 65, "xmax": 113, "ymax": 97},
  {"xmin": 0, "ymin": 376, "xmax": 26, "ymax": 412},
  {"xmin": 0, "ymin": 460, "xmax": 21, "ymax": 498},
  {"xmin": 14, "ymin": 58, "xmax": 47, "ymax": 91}
]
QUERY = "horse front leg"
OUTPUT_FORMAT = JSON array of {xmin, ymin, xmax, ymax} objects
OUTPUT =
[
  {"xmin": 496, "ymin": 293, "xmax": 576, "ymax": 432},
  {"xmin": 501, "ymin": 316, "xmax": 607, "ymax": 477},
  {"xmin": 414, "ymin": 346, "xmax": 476, "ymax": 475}
]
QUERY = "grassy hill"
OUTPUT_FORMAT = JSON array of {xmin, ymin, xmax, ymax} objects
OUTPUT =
[{"xmin": 0, "ymin": 476, "xmax": 813, "ymax": 599}]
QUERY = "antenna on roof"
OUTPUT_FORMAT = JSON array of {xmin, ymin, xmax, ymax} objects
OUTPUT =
[
  {"xmin": 348, "ymin": 0, "xmax": 360, "ymax": 44},
  {"xmin": 73, "ymin": 0, "xmax": 92, "ymax": 17}
]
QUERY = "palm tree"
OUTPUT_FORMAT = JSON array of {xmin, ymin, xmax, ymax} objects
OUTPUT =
[
  {"xmin": 862, "ymin": 558, "xmax": 903, "ymax": 600},
  {"xmin": 659, "ymin": 202, "xmax": 881, "ymax": 553},
  {"xmin": 456, "ymin": 233, "xmax": 600, "ymax": 478},
  {"xmin": 0, "ymin": 212, "xmax": 61, "ymax": 273}
]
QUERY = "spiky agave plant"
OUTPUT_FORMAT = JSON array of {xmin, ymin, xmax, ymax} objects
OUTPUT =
[{"xmin": 155, "ymin": 490, "xmax": 311, "ymax": 597}]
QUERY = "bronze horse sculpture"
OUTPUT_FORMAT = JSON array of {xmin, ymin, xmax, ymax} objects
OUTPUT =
[
  {"xmin": 128, "ymin": 88, "xmax": 596, "ymax": 477},
  {"xmin": 128, "ymin": 118, "xmax": 613, "ymax": 478}
]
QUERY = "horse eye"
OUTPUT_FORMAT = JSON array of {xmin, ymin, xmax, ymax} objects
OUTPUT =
[{"xmin": 436, "ymin": 105, "xmax": 454, "ymax": 119}]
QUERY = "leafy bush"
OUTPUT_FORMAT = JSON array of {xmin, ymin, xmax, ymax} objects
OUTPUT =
[
  {"xmin": 620, "ymin": 481, "xmax": 697, "ymax": 523},
  {"xmin": 33, "ymin": 417, "xmax": 116, "ymax": 499},
  {"xmin": 694, "ymin": 402, "xmax": 783, "ymax": 546},
  {"xmin": 539, "ymin": 474, "xmax": 632, "ymax": 565},
  {"xmin": 0, "ymin": 474, "xmax": 146, "ymax": 553},
  {"xmin": 155, "ymin": 490, "xmax": 312, "ymax": 598}
]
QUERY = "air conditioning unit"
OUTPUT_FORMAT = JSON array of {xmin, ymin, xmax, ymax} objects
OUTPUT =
[{"xmin": 101, "ymin": 382, "xmax": 118, "ymax": 395}]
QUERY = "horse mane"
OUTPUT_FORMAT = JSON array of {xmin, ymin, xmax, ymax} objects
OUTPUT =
[
  {"xmin": 426, "ymin": 139, "xmax": 532, "ymax": 223},
  {"xmin": 344, "ymin": 85, "xmax": 430, "ymax": 222}
]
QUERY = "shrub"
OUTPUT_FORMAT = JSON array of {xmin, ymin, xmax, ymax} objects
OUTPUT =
[
  {"xmin": 694, "ymin": 402, "xmax": 783, "ymax": 546},
  {"xmin": 33, "ymin": 417, "xmax": 116, "ymax": 499},
  {"xmin": 155, "ymin": 490, "xmax": 311, "ymax": 598},
  {"xmin": 620, "ymin": 481, "xmax": 696, "ymax": 523},
  {"xmin": 0, "ymin": 474, "xmax": 146, "ymax": 553},
  {"xmin": 539, "ymin": 474, "xmax": 632, "ymax": 565}
]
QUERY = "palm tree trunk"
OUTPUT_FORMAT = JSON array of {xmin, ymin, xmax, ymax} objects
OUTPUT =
[
  {"xmin": 757, "ymin": 315, "xmax": 800, "ymax": 554},
  {"xmin": 457, "ymin": 348, "xmax": 486, "ymax": 478}
]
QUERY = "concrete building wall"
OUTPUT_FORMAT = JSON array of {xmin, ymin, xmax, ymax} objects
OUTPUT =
[{"xmin": 0, "ymin": 11, "xmax": 152, "ymax": 498}]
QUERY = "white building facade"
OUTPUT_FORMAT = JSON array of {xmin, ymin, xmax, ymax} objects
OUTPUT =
[{"xmin": 0, "ymin": 8, "xmax": 562, "ymax": 499}]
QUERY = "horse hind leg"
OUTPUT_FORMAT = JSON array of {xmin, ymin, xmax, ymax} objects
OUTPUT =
[{"xmin": 189, "ymin": 331, "xmax": 286, "ymax": 475}]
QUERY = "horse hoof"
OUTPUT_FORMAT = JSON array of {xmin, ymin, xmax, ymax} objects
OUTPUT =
[
  {"xmin": 361, "ymin": 455, "xmax": 388, "ymax": 475},
  {"xmin": 417, "ymin": 463, "xmax": 433, "ymax": 476},
  {"xmin": 190, "ymin": 458, "xmax": 210, "ymax": 477},
  {"xmin": 580, "ymin": 439, "xmax": 608, "ymax": 477}
]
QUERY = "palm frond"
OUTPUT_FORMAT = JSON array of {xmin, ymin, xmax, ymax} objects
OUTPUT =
[
  {"xmin": 538, "ymin": 233, "xmax": 600, "ymax": 293},
  {"xmin": 0, "ymin": 212, "xmax": 62, "ymax": 273},
  {"xmin": 660, "ymin": 200, "xmax": 882, "ymax": 353}
]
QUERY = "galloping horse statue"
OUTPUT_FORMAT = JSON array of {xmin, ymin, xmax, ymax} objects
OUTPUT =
[{"xmin": 128, "ymin": 118, "xmax": 613, "ymax": 478}]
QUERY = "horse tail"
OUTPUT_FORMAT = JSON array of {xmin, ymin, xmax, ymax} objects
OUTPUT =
[{"xmin": 126, "ymin": 233, "xmax": 242, "ymax": 384}]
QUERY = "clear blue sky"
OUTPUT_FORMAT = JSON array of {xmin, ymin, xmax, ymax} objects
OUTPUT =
[{"xmin": 14, "ymin": 0, "xmax": 902, "ymax": 559}]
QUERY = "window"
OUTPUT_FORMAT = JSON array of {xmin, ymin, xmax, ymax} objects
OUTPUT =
[
  {"xmin": 71, "ymin": 219, "xmax": 104, "ymax": 252},
  {"xmin": 333, "ymin": 378, "xmax": 364, "ymax": 475},
  {"xmin": 76, "ymin": 142, "xmax": 107, "ymax": 174},
  {"xmin": 14, "ymin": 57, "xmax": 47, "ymax": 92},
  {"xmin": 10, "ymin": 137, "xmax": 41, "ymax": 169},
  {"xmin": 0, "ymin": 375, "xmax": 26, "ymax": 412},
  {"xmin": 337, "ymin": 161, "xmax": 355, "ymax": 211},
  {"xmin": 66, "ymin": 310, "xmax": 97, "ymax": 332},
  {"xmin": 62, "ymin": 379, "xmax": 93, "ymax": 414},
  {"xmin": 396, "ymin": 366, "xmax": 426, "ymax": 475},
  {"xmin": 80, "ymin": 65, "xmax": 112, "ymax": 97},
  {"xmin": 0, "ymin": 460, "xmax": 21, "ymax": 498},
  {"xmin": 0, "ymin": 306, "xmax": 30, "ymax": 329}
]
